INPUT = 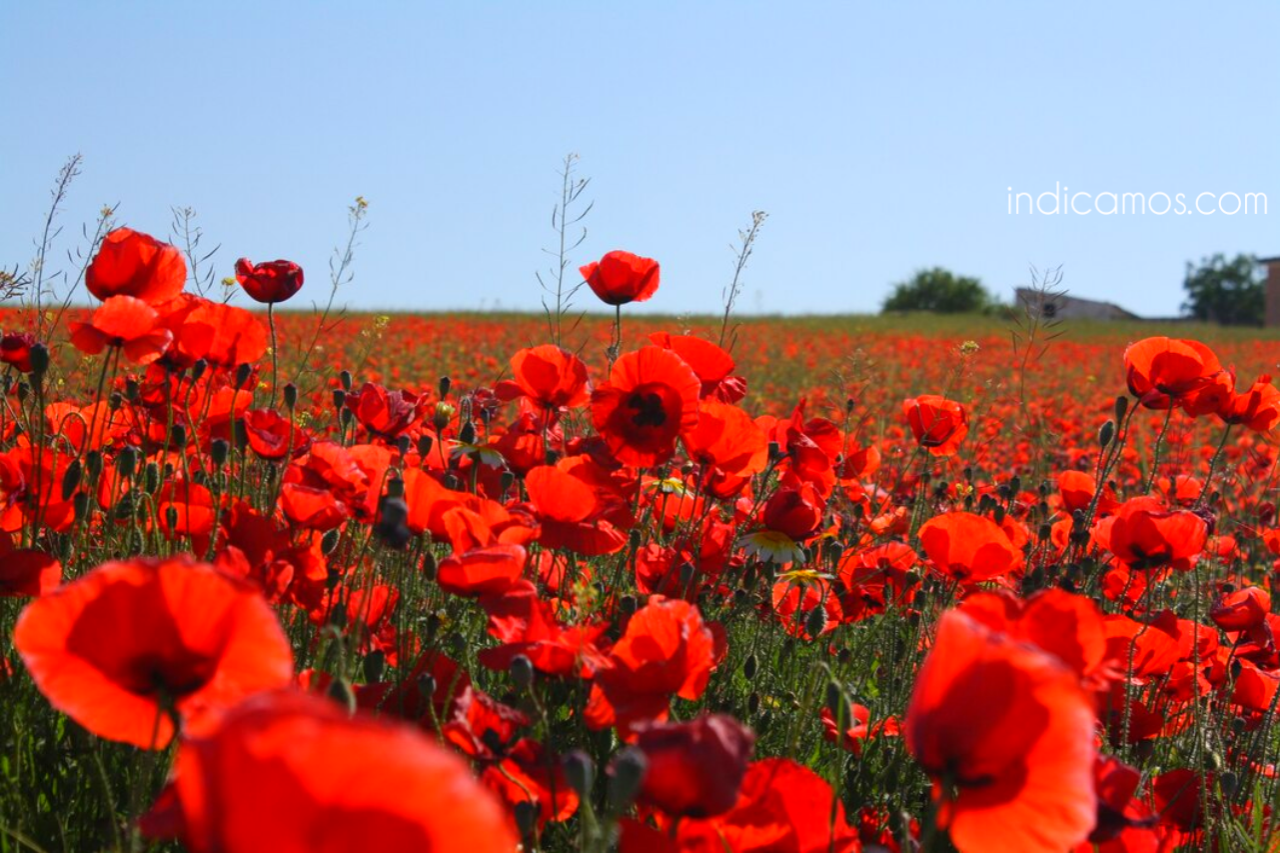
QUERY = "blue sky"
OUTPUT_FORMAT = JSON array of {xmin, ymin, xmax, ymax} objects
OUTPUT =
[{"xmin": 3, "ymin": 2, "xmax": 1277, "ymax": 316}]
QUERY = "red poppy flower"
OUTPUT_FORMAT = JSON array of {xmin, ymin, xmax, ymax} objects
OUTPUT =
[
  {"xmin": 0, "ymin": 331, "xmax": 36, "ymax": 373},
  {"xmin": 1091, "ymin": 497, "xmax": 1207, "ymax": 571},
  {"xmin": 906, "ymin": 610, "xmax": 1096, "ymax": 853},
  {"xmin": 497, "ymin": 344, "xmax": 590, "ymax": 409},
  {"xmin": 142, "ymin": 689, "xmax": 516, "ymax": 853},
  {"xmin": 0, "ymin": 536, "xmax": 61, "ymax": 596},
  {"xmin": 633, "ymin": 714, "xmax": 756, "ymax": 818},
  {"xmin": 1218, "ymin": 374, "xmax": 1280, "ymax": 432},
  {"xmin": 904, "ymin": 395, "xmax": 969, "ymax": 456},
  {"xmin": 1210, "ymin": 586, "xmax": 1270, "ymax": 631},
  {"xmin": 159, "ymin": 294, "xmax": 268, "ymax": 369},
  {"xmin": 243, "ymin": 408, "xmax": 311, "ymax": 460},
  {"xmin": 820, "ymin": 701, "xmax": 900, "ymax": 756},
  {"xmin": 346, "ymin": 382, "xmax": 420, "ymax": 439},
  {"xmin": 591, "ymin": 346, "xmax": 701, "ymax": 467},
  {"xmin": 14, "ymin": 556, "xmax": 293, "ymax": 748},
  {"xmin": 477, "ymin": 579, "xmax": 608, "ymax": 677},
  {"xmin": 918, "ymin": 511, "xmax": 1024, "ymax": 582},
  {"xmin": 436, "ymin": 543, "xmax": 526, "ymax": 597},
  {"xmin": 760, "ymin": 483, "xmax": 825, "ymax": 541},
  {"xmin": 69, "ymin": 296, "xmax": 174, "ymax": 364},
  {"xmin": 234, "ymin": 257, "xmax": 304, "ymax": 304},
  {"xmin": 648, "ymin": 332, "xmax": 746, "ymax": 402},
  {"xmin": 684, "ymin": 399, "xmax": 768, "ymax": 496},
  {"xmin": 585, "ymin": 596, "xmax": 716, "ymax": 735},
  {"xmin": 1123, "ymin": 337, "xmax": 1226, "ymax": 410},
  {"xmin": 85, "ymin": 227, "xmax": 186, "ymax": 305},
  {"xmin": 580, "ymin": 250, "xmax": 660, "ymax": 305}
]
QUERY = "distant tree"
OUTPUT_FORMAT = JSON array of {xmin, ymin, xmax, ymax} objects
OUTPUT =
[
  {"xmin": 882, "ymin": 267, "xmax": 994, "ymax": 314},
  {"xmin": 1181, "ymin": 253, "xmax": 1263, "ymax": 326}
]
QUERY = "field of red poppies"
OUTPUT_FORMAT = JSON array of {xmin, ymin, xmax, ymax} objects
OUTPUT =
[{"xmin": 4, "ymin": 229, "xmax": 1280, "ymax": 853}]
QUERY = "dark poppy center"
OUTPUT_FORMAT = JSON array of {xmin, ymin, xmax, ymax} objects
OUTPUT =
[{"xmin": 627, "ymin": 392, "xmax": 667, "ymax": 428}]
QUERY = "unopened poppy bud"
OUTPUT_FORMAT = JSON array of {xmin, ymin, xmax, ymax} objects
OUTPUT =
[
  {"xmin": 458, "ymin": 420, "xmax": 476, "ymax": 445},
  {"xmin": 234, "ymin": 363, "xmax": 254, "ymax": 389},
  {"xmin": 116, "ymin": 446, "xmax": 138, "ymax": 477},
  {"xmin": 61, "ymin": 459, "xmax": 82, "ymax": 500},
  {"xmin": 628, "ymin": 528, "xmax": 643, "ymax": 549},
  {"xmin": 418, "ymin": 434, "xmax": 433, "ymax": 457},
  {"xmin": 362, "ymin": 650, "xmax": 386, "ymax": 684},
  {"xmin": 1098, "ymin": 419, "xmax": 1115, "ymax": 449},
  {"xmin": 743, "ymin": 653, "xmax": 758, "ymax": 680},
  {"xmin": 326, "ymin": 677, "xmax": 356, "ymax": 714},
  {"xmin": 432, "ymin": 402, "xmax": 456, "ymax": 432},
  {"xmin": 500, "ymin": 470, "xmax": 515, "ymax": 494},
  {"xmin": 321, "ymin": 528, "xmax": 340, "ymax": 555},
  {"xmin": 210, "ymin": 438, "xmax": 230, "ymax": 467},
  {"xmin": 608, "ymin": 747, "xmax": 648, "ymax": 813},
  {"xmin": 16, "ymin": 380, "xmax": 29, "ymax": 403},
  {"xmin": 72, "ymin": 491, "xmax": 91, "ymax": 522},
  {"xmin": 619, "ymin": 595, "xmax": 637, "ymax": 618},
  {"xmin": 165, "ymin": 506, "xmax": 179, "ymax": 530},
  {"xmin": 509, "ymin": 655, "xmax": 535, "ymax": 691},
  {"xmin": 328, "ymin": 603, "xmax": 347, "ymax": 629},
  {"xmin": 748, "ymin": 692, "xmax": 761, "ymax": 715},
  {"xmin": 82, "ymin": 450, "xmax": 101, "ymax": 483},
  {"xmin": 189, "ymin": 358, "xmax": 207, "ymax": 382},
  {"xmin": 827, "ymin": 541, "xmax": 844, "ymax": 562},
  {"xmin": 395, "ymin": 435, "xmax": 410, "ymax": 457},
  {"xmin": 678, "ymin": 562, "xmax": 697, "ymax": 587},
  {"xmin": 1220, "ymin": 770, "xmax": 1238, "ymax": 796},
  {"xmin": 442, "ymin": 473, "xmax": 460, "ymax": 491},
  {"xmin": 169, "ymin": 423, "xmax": 186, "ymax": 449},
  {"xmin": 125, "ymin": 377, "xmax": 140, "ymax": 401},
  {"xmin": 144, "ymin": 461, "xmax": 160, "ymax": 491},
  {"xmin": 109, "ymin": 391, "xmax": 123, "ymax": 410},
  {"xmin": 332, "ymin": 389, "xmax": 346, "ymax": 409},
  {"xmin": 438, "ymin": 375, "xmax": 451, "ymax": 397},
  {"xmin": 563, "ymin": 751, "xmax": 595, "ymax": 800},
  {"xmin": 416, "ymin": 673, "xmax": 437, "ymax": 703},
  {"xmin": 28, "ymin": 342, "xmax": 49, "ymax": 378},
  {"xmin": 768, "ymin": 441, "xmax": 783, "ymax": 461},
  {"xmin": 993, "ymin": 506, "xmax": 1006, "ymax": 524},
  {"xmin": 425, "ymin": 612, "xmax": 442, "ymax": 642},
  {"xmin": 283, "ymin": 382, "xmax": 298, "ymax": 409},
  {"xmin": 513, "ymin": 802, "xmax": 539, "ymax": 840},
  {"xmin": 340, "ymin": 408, "xmax": 355, "ymax": 428},
  {"xmin": 385, "ymin": 476, "xmax": 405, "ymax": 499},
  {"xmin": 1114, "ymin": 395, "xmax": 1128, "ymax": 423},
  {"xmin": 825, "ymin": 681, "xmax": 844, "ymax": 721},
  {"xmin": 805, "ymin": 606, "xmax": 826, "ymax": 638},
  {"xmin": 339, "ymin": 369, "xmax": 352, "ymax": 391},
  {"xmin": 845, "ymin": 397, "xmax": 856, "ymax": 414},
  {"xmin": 420, "ymin": 551, "xmax": 437, "ymax": 581},
  {"xmin": 1231, "ymin": 716, "xmax": 1247, "ymax": 735}
]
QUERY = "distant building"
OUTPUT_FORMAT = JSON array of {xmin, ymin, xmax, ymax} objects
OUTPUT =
[
  {"xmin": 1262, "ymin": 256, "xmax": 1280, "ymax": 328},
  {"xmin": 1014, "ymin": 288, "xmax": 1139, "ymax": 321}
]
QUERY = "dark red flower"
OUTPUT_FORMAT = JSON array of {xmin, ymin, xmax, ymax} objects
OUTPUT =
[
  {"xmin": 633, "ymin": 714, "xmax": 756, "ymax": 818},
  {"xmin": 14, "ymin": 556, "xmax": 293, "ymax": 748},
  {"xmin": 580, "ymin": 250, "xmax": 660, "ymax": 306},
  {"xmin": 0, "ymin": 536, "xmax": 61, "ymax": 597},
  {"xmin": 234, "ymin": 258, "xmax": 304, "ymax": 304},
  {"xmin": 0, "ymin": 331, "xmax": 37, "ymax": 373},
  {"xmin": 86, "ymin": 227, "xmax": 186, "ymax": 305}
]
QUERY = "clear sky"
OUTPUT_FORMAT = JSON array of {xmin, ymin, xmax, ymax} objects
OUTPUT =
[{"xmin": 3, "ymin": 2, "xmax": 1277, "ymax": 317}]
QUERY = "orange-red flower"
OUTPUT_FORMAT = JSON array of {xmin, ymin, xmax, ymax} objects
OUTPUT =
[
  {"xmin": 585, "ymin": 596, "xmax": 716, "ymax": 735},
  {"xmin": 906, "ymin": 610, "xmax": 1096, "ymax": 853},
  {"xmin": 159, "ymin": 294, "xmax": 268, "ymax": 369},
  {"xmin": 580, "ymin": 250, "xmax": 660, "ymax": 305},
  {"xmin": 1123, "ymin": 337, "xmax": 1226, "ymax": 411},
  {"xmin": 436, "ymin": 543, "xmax": 527, "ymax": 597},
  {"xmin": 1091, "ymin": 497, "xmax": 1207, "ymax": 572},
  {"xmin": 918, "ymin": 511, "xmax": 1023, "ymax": 582},
  {"xmin": 648, "ymin": 332, "xmax": 746, "ymax": 402},
  {"xmin": 904, "ymin": 395, "xmax": 969, "ymax": 456},
  {"xmin": 234, "ymin": 257, "xmax": 304, "ymax": 304},
  {"xmin": 69, "ymin": 296, "xmax": 174, "ymax": 364},
  {"xmin": 85, "ymin": 227, "xmax": 186, "ymax": 305},
  {"xmin": 1218, "ymin": 374, "xmax": 1280, "ymax": 432},
  {"xmin": 142, "ymin": 689, "xmax": 516, "ymax": 853},
  {"xmin": 497, "ymin": 344, "xmax": 590, "ymax": 410},
  {"xmin": 14, "ymin": 556, "xmax": 293, "ymax": 748},
  {"xmin": 591, "ymin": 346, "xmax": 700, "ymax": 467}
]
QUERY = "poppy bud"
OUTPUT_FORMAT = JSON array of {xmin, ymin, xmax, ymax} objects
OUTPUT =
[
  {"xmin": 748, "ymin": 692, "xmax": 760, "ymax": 715},
  {"xmin": 1114, "ymin": 395, "xmax": 1129, "ymax": 423},
  {"xmin": 210, "ymin": 438, "xmax": 230, "ymax": 468},
  {"xmin": 563, "ymin": 750, "xmax": 595, "ymax": 799},
  {"xmin": 61, "ymin": 459, "xmax": 82, "ymax": 500},
  {"xmin": 416, "ymin": 673, "xmax": 437, "ymax": 703},
  {"xmin": 328, "ymin": 603, "xmax": 347, "ymax": 630},
  {"xmin": 433, "ymin": 402, "xmax": 456, "ymax": 432},
  {"xmin": 619, "ymin": 594, "xmax": 637, "ymax": 618},
  {"xmin": 500, "ymin": 471, "xmax": 515, "ymax": 494},
  {"xmin": 1220, "ymin": 770, "xmax": 1238, "ymax": 796},
  {"xmin": 768, "ymin": 441, "xmax": 783, "ymax": 462},
  {"xmin": 326, "ymin": 677, "xmax": 356, "ymax": 715},
  {"xmin": 340, "ymin": 408, "xmax": 354, "ymax": 429},
  {"xmin": 72, "ymin": 491, "xmax": 91, "ymax": 522},
  {"xmin": 743, "ymin": 653, "xmax": 758, "ymax": 680},
  {"xmin": 108, "ymin": 390, "xmax": 123, "ymax": 411},
  {"xmin": 805, "ymin": 606, "xmax": 826, "ymax": 638},
  {"xmin": 320, "ymin": 529, "xmax": 340, "ymax": 555},
  {"xmin": 1231, "ymin": 716, "xmax": 1247, "ymax": 735},
  {"xmin": 1098, "ymin": 419, "xmax": 1115, "ymax": 449},
  {"xmin": 165, "ymin": 506, "xmax": 179, "ymax": 530},
  {"xmin": 362, "ymin": 650, "xmax": 386, "ymax": 684},
  {"xmin": 509, "ymin": 655, "xmax": 534, "ymax": 691},
  {"xmin": 458, "ymin": 420, "xmax": 476, "ymax": 445},
  {"xmin": 144, "ymin": 461, "xmax": 160, "ymax": 492},
  {"xmin": 438, "ymin": 375, "xmax": 451, "ymax": 398},
  {"xmin": 513, "ymin": 802, "xmax": 538, "ymax": 840},
  {"xmin": 395, "ymin": 435, "xmax": 411, "ymax": 457},
  {"xmin": 385, "ymin": 476, "xmax": 405, "ymax": 499},
  {"xmin": 116, "ymin": 446, "xmax": 138, "ymax": 477},
  {"xmin": 169, "ymin": 424, "xmax": 187, "ymax": 449},
  {"xmin": 283, "ymin": 382, "xmax": 298, "ymax": 410},
  {"xmin": 332, "ymin": 389, "xmax": 346, "ymax": 409},
  {"xmin": 825, "ymin": 682, "xmax": 844, "ymax": 722},
  {"xmin": 608, "ymin": 747, "xmax": 648, "ymax": 813},
  {"xmin": 425, "ymin": 612, "xmax": 442, "ymax": 642},
  {"xmin": 125, "ymin": 377, "xmax": 140, "ymax": 401},
  {"xmin": 28, "ymin": 342, "xmax": 49, "ymax": 378},
  {"xmin": 420, "ymin": 552, "xmax": 437, "ymax": 581},
  {"xmin": 418, "ymin": 434, "xmax": 433, "ymax": 457},
  {"xmin": 340, "ymin": 370, "xmax": 352, "ymax": 391}
]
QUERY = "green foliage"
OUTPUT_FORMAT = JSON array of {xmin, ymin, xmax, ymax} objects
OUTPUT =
[
  {"xmin": 881, "ymin": 267, "xmax": 994, "ymax": 315},
  {"xmin": 1181, "ymin": 253, "xmax": 1264, "ymax": 327}
]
